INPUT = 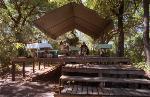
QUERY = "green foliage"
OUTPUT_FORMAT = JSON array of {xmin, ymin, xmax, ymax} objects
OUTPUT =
[
  {"xmin": 0, "ymin": 0, "xmax": 148, "ymax": 74},
  {"xmin": 125, "ymin": 33, "xmax": 144, "ymax": 63},
  {"xmin": 15, "ymin": 43, "xmax": 28, "ymax": 57},
  {"xmin": 133, "ymin": 62, "xmax": 150, "ymax": 72},
  {"xmin": 66, "ymin": 31, "xmax": 79, "ymax": 46},
  {"xmin": 52, "ymin": 0, "xmax": 83, "ymax": 6},
  {"xmin": 0, "ymin": 0, "xmax": 59, "ymax": 74},
  {"xmin": 86, "ymin": 0, "xmax": 143, "ymax": 42}
]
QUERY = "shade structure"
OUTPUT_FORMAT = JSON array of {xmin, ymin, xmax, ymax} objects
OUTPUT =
[
  {"xmin": 26, "ymin": 43, "xmax": 53, "ymax": 49},
  {"xmin": 34, "ymin": 2, "xmax": 113, "ymax": 40}
]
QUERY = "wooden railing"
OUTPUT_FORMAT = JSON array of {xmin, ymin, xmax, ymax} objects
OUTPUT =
[{"xmin": 11, "ymin": 56, "xmax": 131, "ymax": 81}]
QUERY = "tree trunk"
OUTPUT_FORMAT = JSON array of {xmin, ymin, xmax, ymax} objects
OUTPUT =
[
  {"xmin": 143, "ymin": 0, "xmax": 150, "ymax": 65},
  {"xmin": 117, "ymin": 1, "xmax": 124, "ymax": 57}
]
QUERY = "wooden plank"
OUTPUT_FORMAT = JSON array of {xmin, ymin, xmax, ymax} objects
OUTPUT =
[
  {"xmin": 72, "ymin": 64, "xmax": 76, "ymax": 68},
  {"xmin": 97, "ymin": 87, "xmax": 103, "ymax": 95},
  {"xmin": 55, "ymin": 94, "xmax": 102, "ymax": 97},
  {"xmin": 122, "ymin": 88, "xmax": 137, "ymax": 96},
  {"xmin": 60, "ymin": 75, "xmax": 100, "ymax": 82},
  {"xmin": 101, "ymin": 87, "xmax": 108, "ymax": 95},
  {"xmin": 62, "ymin": 64, "xmax": 145, "ymax": 76},
  {"xmin": 61, "ymin": 85, "xmax": 69, "ymax": 94},
  {"xmin": 135, "ymin": 89, "xmax": 150, "ymax": 96},
  {"xmin": 77, "ymin": 85, "xmax": 82, "ymax": 94},
  {"xmin": 91, "ymin": 86, "xmax": 98, "ymax": 95},
  {"xmin": 87, "ymin": 86, "xmax": 92, "ymax": 95},
  {"xmin": 111, "ymin": 88, "xmax": 123, "ymax": 96},
  {"xmin": 72, "ymin": 85, "xmax": 78, "ymax": 94},
  {"xmin": 66, "ymin": 85, "xmax": 73, "ymax": 94},
  {"xmin": 68, "ymin": 64, "xmax": 71, "ymax": 67},
  {"xmin": 60, "ymin": 85, "xmax": 150, "ymax": 97},
  {"xmin": 104, "ymin": 88, "xmax": 113, "ymax": 96},
  {"xmin": 82, "ymin": 86, "xmax": 88, "ymax": 94},
  {"xmin": 120, "ymin": 88, "xmax": 150, "ymax": 96},
  {"xmin": 62, "ymin": 56, "xmax": 131, "ymax": 64},
  {"xmin": 78, "ymin": 64, "xmax": 82, "ymax": 68},
  {"xmin": 60, "ymin": 75, "xmax": 150, "ymax": 84},
  {"xmin": 75, "ymin": 64, "xmax": 80, "ymax": 68}
]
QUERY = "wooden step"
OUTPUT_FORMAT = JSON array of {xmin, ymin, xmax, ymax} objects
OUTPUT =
[
  {"xmin": 62, "ymin": 64, "xmax": 147, "ymax": 78},
  {"xmin": 60, "ymin": 75, "xmax": 150, "ymax": 85},
  {"xmin": 56, "ymin": 85, "xmax": 150, "ymax": 97},
  {"xmin": 64, "ymin": 64, "xmax": 141, "ymax": 71},
  {"xmin": 63, "ymin": 57, "xmax": 131, "ymax": 64}
]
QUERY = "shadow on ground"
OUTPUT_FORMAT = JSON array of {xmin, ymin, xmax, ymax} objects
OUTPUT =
[
  {"xmin": 0, "ymin": 81, "xmax": 58, "ymax": 97},
  {"xmin": 0, "ymin": 64, "xmax": 62, "ymax": 97}
]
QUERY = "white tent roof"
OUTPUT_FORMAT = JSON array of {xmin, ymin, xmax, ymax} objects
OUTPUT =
[{"xmin": 26, "ymin": 43, "xmax": 53, "ymax": 49}]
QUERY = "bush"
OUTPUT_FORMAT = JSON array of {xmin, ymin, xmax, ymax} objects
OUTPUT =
[{"xmin": 133, "ymin": 62, "xmax": 150, "ymax": 72}]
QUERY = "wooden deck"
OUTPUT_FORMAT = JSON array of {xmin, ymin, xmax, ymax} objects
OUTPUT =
[{"xmin": 55, "ymin": 85, "xmax": 150, "ymax": 97}]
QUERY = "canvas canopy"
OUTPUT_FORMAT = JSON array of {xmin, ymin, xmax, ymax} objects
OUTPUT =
[{"xmin": 34, "ymin": 2, "xmax": 113, "ymax": 39}]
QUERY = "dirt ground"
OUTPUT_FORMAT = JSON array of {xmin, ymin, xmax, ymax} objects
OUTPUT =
[
  {"xmin": 0, "ymin": 80, "xmax": 59, "ymax": 97},
  {"xmin": 0, "ymin": 65, "xmax": 61, "ymax": 97}
]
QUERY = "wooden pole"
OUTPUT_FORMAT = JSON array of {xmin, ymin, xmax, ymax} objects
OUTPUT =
[
  {"xmin": 12, "ymin": 62, "xmax": 16, "ymax": 81},
  {"xmin": 33, "ymin": 62, "xmax": 35, "ymax": 73},
  {"xmin": 22, "ymin": 63, "xmax": 25, "ymax": 77},
  {"xmin": 39, "ymin": 62, "xmax": 41, "ymax": 70}
]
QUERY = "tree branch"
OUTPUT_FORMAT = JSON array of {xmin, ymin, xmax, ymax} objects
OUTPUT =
[{"xmin": 21, "ymin": 2, "xmax": 40, "ymax": 26}]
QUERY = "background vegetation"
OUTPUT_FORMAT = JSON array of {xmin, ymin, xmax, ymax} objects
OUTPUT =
[{"xmin": 0, "ymin": 0, "xmax": 149, "ymax": 75}]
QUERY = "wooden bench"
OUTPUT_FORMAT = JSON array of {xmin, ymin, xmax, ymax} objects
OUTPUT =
[{"xmin": 56, "ymin": 85, "xmax": 150, "ymax": 97}]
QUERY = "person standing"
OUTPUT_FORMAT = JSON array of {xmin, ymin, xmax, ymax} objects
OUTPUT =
[
  {"xmin": 59, "ymin": 41, "xmax": 69, "ymax": 56},
  {"xmin": 64, "ymin": 42, "xmax": 70, "ymax": 56},
  {"xmin": 80, "ymin": 42, "xmax": 89, "ymax": 56}
]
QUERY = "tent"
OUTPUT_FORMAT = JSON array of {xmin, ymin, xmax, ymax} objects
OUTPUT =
[{"xmin": 26, "ymin": 43, "xmax": 53, "ymax": 57}]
